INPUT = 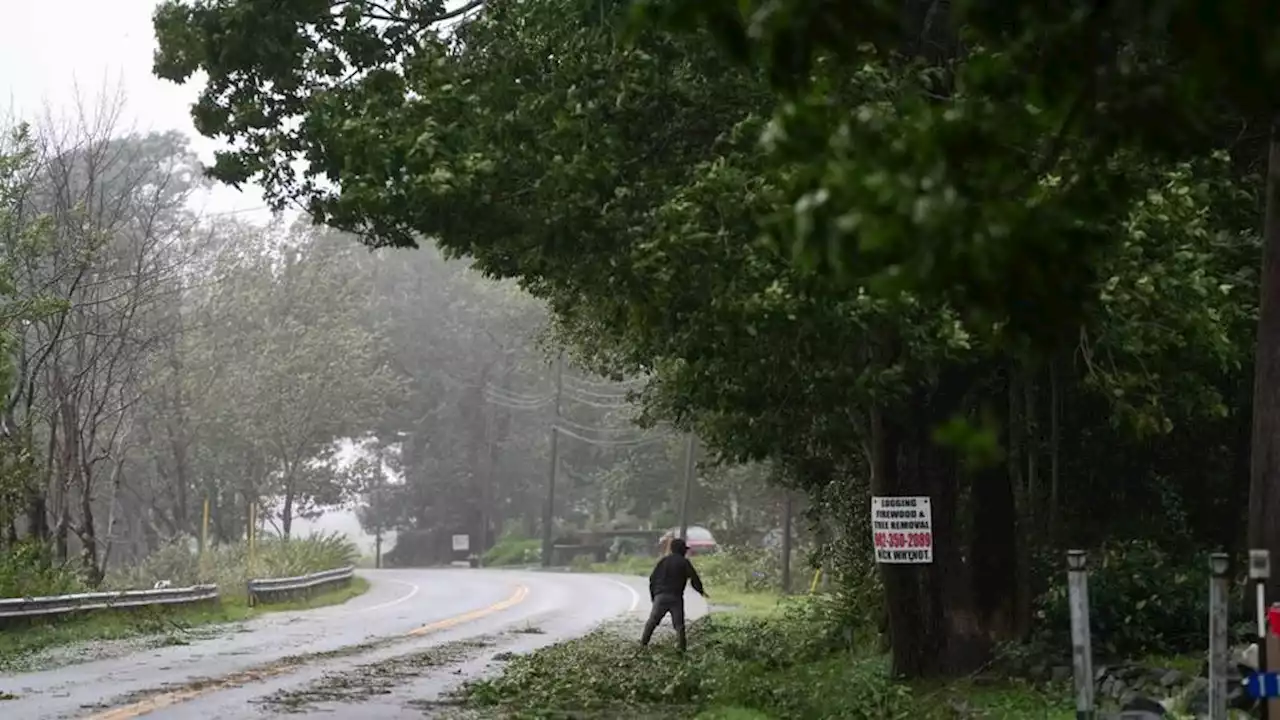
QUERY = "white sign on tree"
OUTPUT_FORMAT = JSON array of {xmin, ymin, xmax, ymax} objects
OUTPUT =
[
  {"xmin": 452, "ymin": 534, "xmax": 470, "ymax": 552},
  {"xmin": 871, "ymin": 496, "xmax": 933, "ymax": 564}
]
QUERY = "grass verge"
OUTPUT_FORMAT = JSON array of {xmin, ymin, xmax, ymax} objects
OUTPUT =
[
  {"xmin": 0, "ymin": 577, "xmax": 370, "ymax": 672},
  {"xmin": 459, "ymin": 589, "xmax": 1073, "ymax": 720}
]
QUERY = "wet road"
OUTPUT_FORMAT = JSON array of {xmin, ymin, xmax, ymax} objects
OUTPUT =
[{"xmin": 0, "ymin": 568, "xmax": 707, "ymax": 719}]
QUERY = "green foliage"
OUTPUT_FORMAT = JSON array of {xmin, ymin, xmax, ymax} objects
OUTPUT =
[
  {"xmin": 464, "ymin": 595, "xmax": 911, "ymax": 719},
  {"xmin": 0, "ymin": 541, "xmax": 87, "ymax": 598},
  {"xmin": 482, "ymin": 536, "xmax": 542, "ymax": 567},
  {"xmin": 150, "ymin": 0, "xmax": 1269, "ymax": 681},
  {"xmin": 635, "ymin": 0, "xmax": 1271, "ymax": 346},
  {"xmin": 110, "ymin": 531, "xmax": 357, "ymax": 594},
  {"xmin": 1033, "ymin": 540, "xmax": 1214, "ymax": 660},
  {"xmin": 696, "ymin": 546, "xmax": 792, "ymax": 594}
]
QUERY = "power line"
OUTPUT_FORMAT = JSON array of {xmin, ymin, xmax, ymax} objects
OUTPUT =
[
  {"xmin": 555, "ymin": 413, "xmax": 643, "ymax": 437},
  {"xmin": 483, "ymin": 394, "xmax": 554, "ymax": 411},
  {"xmin": 558, "ymin": 380, "xmax": 637, "ymax": 401},
  {"xmin": 563, "ymin": 373, "xmax": 650, "ymax": 390},
  {"xmin": 483, "ymin": 386, "xmax": 553, "ymax": 408},
  {"xmin": 553, "ymin": 423, "xmax": 672, "ymax": 447},
  {"xmin": 483, "ymin": 383, "xmax": 634, "ymax": 410}
]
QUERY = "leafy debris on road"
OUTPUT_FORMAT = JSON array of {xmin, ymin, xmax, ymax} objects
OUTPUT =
[{"xmin": 255, "ymin": 637, "xmax": 496, "ymax": 713}]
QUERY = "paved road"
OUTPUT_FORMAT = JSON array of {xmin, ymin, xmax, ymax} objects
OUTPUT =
[{"xmin": 0, "ymin": 569, "xmax": 708, "ymax": 719}]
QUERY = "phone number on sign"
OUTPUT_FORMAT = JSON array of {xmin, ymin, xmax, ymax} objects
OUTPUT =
[{"xmin": 873, "ymin": 532, "xmax": 932, "ymax": 549}]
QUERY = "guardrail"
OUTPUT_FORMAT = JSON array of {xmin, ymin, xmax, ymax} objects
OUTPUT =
[
  {"xmin": 0, "ymin": 584, "xmax": 219, "ymax": 621},
  {"xmin": 246, "ymin": 565, "xmax": 355, "ymax": 606}
]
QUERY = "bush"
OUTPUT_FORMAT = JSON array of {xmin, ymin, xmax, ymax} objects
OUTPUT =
[
  {"xmin": 1033, "ymin": 539, "xmax": 1216, "ymax": 659},
  {"xmin": 0, "ymin": 541, "xmax": 87, "ymax": 598},
  {"xmin": 695, "ymin": 545, "xmax": 810, "ymax": 594},
  {"xmin": 464, "ymin": 594, "xmax": 913, "ymax": 719},
  {"xmin": 109, "ymin": 531, "xmax": 358, "ymax": 597},
  {"xmin": 483, "ymin": 536, "xmax": 541, "ymax": 567}
]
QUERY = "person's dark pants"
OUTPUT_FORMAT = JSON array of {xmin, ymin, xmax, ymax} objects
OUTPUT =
[{"xmin": 640, "ymin": 592, "xmax": 686, "ymax": 652}]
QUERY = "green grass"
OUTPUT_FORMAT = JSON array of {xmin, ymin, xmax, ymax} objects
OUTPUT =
[
  {"xmin": 590, "ymin": 557, "xmax": 791, "ymax": 617},
  {"xmin": 484, "ymin": 536, "xmax": 543, "ymax": 567},
  {"xmin": 0, "ymin": 577, "xmax": 370, "ymax": 671},
  {"xmin": 1136, "ymin": 653, "xmax": 1202, "ymax": 676},
  {"xmin": 907, "ymin": 677, "xmax": 1075, "ymax": 719},
  {"xmin": 590, "ymin": 556, "xmax": 652, "ymax": 576}
]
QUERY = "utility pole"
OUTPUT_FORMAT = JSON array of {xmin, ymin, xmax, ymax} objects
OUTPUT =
[
  {"xmin": 373, "ymin": 443, "xmax": 385, "ymax": 570},
  {"xmin": 540, "ymin": 352, "xmax": 564, "ymax": 567},
  {"xmin": 678, "ymin": 433, "xmax": 697, "ymax": 540},
  {"xmin": 479, "ymin": 393, "xmax": 497, "ymax": 565},
  {"xmin": 781, "ymin": 490, "xmax": 793, "ymax": 594},
  {"xmin": 200, "ymin": 497, "xmax": 210, "ymax": 557}
]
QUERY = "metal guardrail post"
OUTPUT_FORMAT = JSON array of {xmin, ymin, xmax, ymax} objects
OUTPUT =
[{"xmin": 1252, "ymin": 549, "xmax": 1272, "ymax": 720}]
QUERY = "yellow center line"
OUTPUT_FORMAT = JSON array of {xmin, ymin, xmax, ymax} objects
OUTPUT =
[{"xmin": 84, "ymin": 583, "xmax": 530, "ymax": 720}]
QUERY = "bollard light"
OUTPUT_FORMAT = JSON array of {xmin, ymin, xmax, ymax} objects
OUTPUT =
[
  {"xmin": 1067, "ymin": 549, "xmax": 1087, "ymax": 571},
  {"xmin": 1210, "ymin": 552, "xmax": 1230, "ymax": 577},
  {"xmin": 1251, "ymin": 549, "xmax": 1271, "ymax": 580}
]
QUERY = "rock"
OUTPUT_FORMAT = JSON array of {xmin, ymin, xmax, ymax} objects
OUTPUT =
[
  {"xmin": 1119, "ymin": 689, "xmax": 1140, "ymax": 708},
  {"xmin": 1229, "ymin": 683, "xmax": 1254, "ymax": 711},
  {"xmin": 1159, "ymin": 669, "xmax": 1184, "ymax": 687},
  {"xmin": 1100, "ymin": 677, "xmax": 1116, "ymax": 697},
  {"xmin": 1029, "ymin": 662, "xmax": 1047, "ymax": 680},
  {"xmin": 1121, "ymin": 696, "xmax": 1167, "ymax": 715},
  {"xmin": 1236, "ymin": 643, "xmax": 1259, "ymax": 670},
  {"xmin": 1051, "ymin": 665, "xmax": 1072, "ymax": 683},
  {"xmin": 1182, "ymin": 684, "xmax": 1209, "ymax": 717}
]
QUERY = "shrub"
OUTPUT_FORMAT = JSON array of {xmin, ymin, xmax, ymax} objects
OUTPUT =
[
  {"xmin": 1033, "ymin": 539, "xmax": 1215, "ymax": 659},
  {"xmin": 0, "ymin": 541, "xmax": 86, "ymax": 598},
  {"xmin": 109, "ymin": 531, "xmax": 358, "ymax": 597},
  {"xmin": 483, "ymin": 536, "xmax": 541, "ymax": 567},
  {"xmin": 463, "ymin": 594, "xmax": 914, "ymax": 719},
  {"xmin": 696, "ymin": 545, "xmax": 788, "ymax": 593}
]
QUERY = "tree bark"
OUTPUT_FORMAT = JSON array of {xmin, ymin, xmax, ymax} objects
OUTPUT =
[
  {"xmin": 1048, "ymin": 354, "xmax": 1062, "ymax": 544},
  {"xmin": 1005, "ymin": 362, "xmax": 1032, "ymax": 639},
  {"xmin": 872, "ymin": 360, "xmax": 983, "ymax": 678},
  {"xmin": 282, "ymin": 487, "xmax": 295, "ymax": 539},
  {"xmin": 1248, "ymin": 116, "xmax": 1280, "ymax": 598}
]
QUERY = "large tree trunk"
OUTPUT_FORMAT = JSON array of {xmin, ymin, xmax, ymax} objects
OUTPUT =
[
  {"xmin": 1005, "ymin": 362, "xmax": 1033, "ymax": 639},
  {"xmin": 872, "ymin": 367, "xmax": 984, "ymax": 678},
  {"xmin": 1248, "ymin": 117, "xmax": 1280, "ymax": 598},
  {"xmin": 282, "ymin": 486, "xmax": 295, "ymax": 539},
  {"xmin": 1048, "ymin": 354, "xmax": 1062, "ymax": 544},
  {"xmin": 78, "ymin": 469, "xmax": 101, "ymax": 586}
]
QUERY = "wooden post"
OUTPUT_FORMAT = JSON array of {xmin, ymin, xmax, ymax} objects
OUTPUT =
[
  {"xmin": 1253, "ymin": 549, "xmax": 1273, "ymax": 720},
  {"xmin": 678, "ymin": 434, "xmax": 696, "ymax": 540},
  {"xmin": 781, "ymin": 491, "xmax": 793, "ymax": 594},
  {"xmin": 1208, "ymin": 553, "xmax": 1229, "ymax": 720},
  {"xmin": 540, "ymin": 353, "xmax": 563, "ymax": 567},
  {"xmin": 1067, "ymin": 550, "xmax": 1094, "ymax": 720},
  {"xmin": 200, "ymin": 497, "xmax": 210, "ymax": 556}
]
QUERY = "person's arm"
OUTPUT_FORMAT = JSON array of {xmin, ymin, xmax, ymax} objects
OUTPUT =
[
  {"xmin": 686, "ymin": 559, "xmax": 707, "ymax": 597},
  {"xmin": 648, "ymin": 560, "xmax": 661, "ymax": 600}
]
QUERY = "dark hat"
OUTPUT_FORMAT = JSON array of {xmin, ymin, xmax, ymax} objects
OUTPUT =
[{"xmin": 670, "ymin": 538, "xmax": 688, "ymax": 555}]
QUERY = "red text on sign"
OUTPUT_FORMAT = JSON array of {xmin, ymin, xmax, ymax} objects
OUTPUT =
[{"xmin": 873, "ymin": 532, "xmax": 932, "ymax": 549}]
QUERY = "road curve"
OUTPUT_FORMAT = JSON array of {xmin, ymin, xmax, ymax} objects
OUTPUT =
[{"xmin": 0, "ymin": 568, "xmax": 706, "ymax": 720}]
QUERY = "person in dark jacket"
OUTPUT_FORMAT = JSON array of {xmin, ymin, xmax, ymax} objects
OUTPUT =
[{"xmin": 640, "ymin": 537, "xmax": 707, "ymax": 652}]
